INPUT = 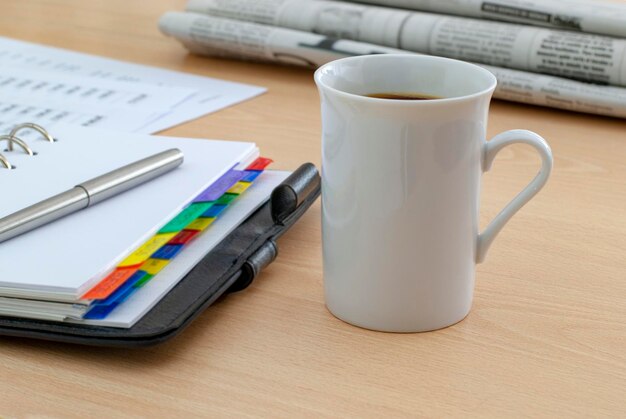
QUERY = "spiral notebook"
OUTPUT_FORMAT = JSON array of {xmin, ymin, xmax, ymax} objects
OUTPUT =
[{"xmin": 0, "ymin": 123, "xmax": 259, "ymax": 302}]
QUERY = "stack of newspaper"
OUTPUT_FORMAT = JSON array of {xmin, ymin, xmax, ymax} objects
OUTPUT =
[{"xmin": 159, "ymin": 0, "xmax": 626, "ymax": 118}]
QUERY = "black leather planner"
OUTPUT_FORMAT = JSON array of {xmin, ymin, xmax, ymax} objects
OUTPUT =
[{"xmin": 0, "ymin": 163, "xmax": 320, "ymax": 347}]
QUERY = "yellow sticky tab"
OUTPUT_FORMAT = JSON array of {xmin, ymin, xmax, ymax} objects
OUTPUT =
[
  {"xmin": 226, "ymin": 181, "xmax": 251, "ymax": 195},
  {"xmin": 141, "ymin": 258, "xmax": 171, "ymax": 276},
  {"xmin": 118, "ymin": 233, "xmax": 177, "ymax": 267},
  {"xmin": 186, "ymin": 217, "xmax": 216, "ymax": 231}
]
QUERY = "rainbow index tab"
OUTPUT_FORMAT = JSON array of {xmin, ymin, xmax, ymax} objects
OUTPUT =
[
  {"xmin": 169, "ymin": 229, "xmax": 200, "ymax": 245},
  {"xmin": 152, "ymin": 244, "xmax": 184, "ymax": 260},
  {"xmin": 202, "ymin": 204, "xmax": 227, "ymax": 218},
  {"xmin": 82, "ymin": 266, "xmax": 138, "ymax": 300},
  {"xmin": 193, "ymin": 169, "xmax": 244, "ymax": 202},
  {"xmin": 134, "ymin": 274, "xmax": 154, "ymax": 288},
  {"xmin": 118, "ymin": 233, "xmax": 177, "ymax": 267},
  {"xmin": 226, "ymin": 181, "xmax": 252, "ymax": 195},
  {"xmin": 216, "ymin": 193, "xmax": 238, "ymax": 205},
  {"xmin": 92, "ymin": 270, "xmax": 147, "ymax": 306},
  {"xmin": 158, "ymin": 202, "xmax": 213, "ymax": 233},
  {"xmin": 79, "ymin": 158, "xmax": 272, "ymax": 319},
  {"xmin": 186, "ymin": 217, "xmax": 216, "ymax": 231},
  {"xmin": 246, "ymin": 157, "xmax": 273, "ymax": 171},
  {"xmin": 141, "ymin": 258, "xmax": 171, "ymax": 276},
  {"xmin": 241, "ymin": 170, "xmax": 262, "ymax": 182},
  {"xmin": 83, "ymin": 271, "xmax": 144, "ymax": 319},
  {"xmin": 133, "ymin": 274, "xmax": 154, "ymax": 288}
]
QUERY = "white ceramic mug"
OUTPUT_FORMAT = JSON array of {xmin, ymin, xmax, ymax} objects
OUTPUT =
[{"xmin": 315, "ymin": 55, "xmax": 553, "ymax": 332}]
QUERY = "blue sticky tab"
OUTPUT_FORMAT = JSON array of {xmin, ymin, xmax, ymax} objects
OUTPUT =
[
  {"xmin": 202, "ymin": 204, "xmax": 228, "ymax": 218},
  {"xmin": 151, "ymin": 244, "xmax": 184, "ymax": 260},
  {"xmin": 83, "ymin": 303, "xmax": 119, "ymax": 319},
  {"xmin": 241, "ymin": 170, "xmax": 261, "ymax": 182},
  {"xmin": 114, "ymin": 280, "xmax": 142, "ymax": 304}
]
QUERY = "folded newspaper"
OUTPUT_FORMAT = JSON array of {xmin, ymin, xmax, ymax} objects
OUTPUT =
[
  {"xmin": 159, "ymin": 11, "xmax": 626, "ymax": 118},
  {"xmin": 185, "ymin": 0, "xmax": 626, "ymax": 88},
  {"xmin": 348, "ymin": 0, "xmax": 626, "ymax": 38}
]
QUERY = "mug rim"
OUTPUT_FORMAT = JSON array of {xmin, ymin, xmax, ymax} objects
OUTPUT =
[{"xmin": 314, "ymin": 54, "xmax": 498, "ymax": 105}]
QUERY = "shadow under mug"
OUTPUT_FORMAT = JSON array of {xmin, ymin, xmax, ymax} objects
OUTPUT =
[{"xmin": 315, "ymin": 54, "xmax": 553, "ymax": 332}]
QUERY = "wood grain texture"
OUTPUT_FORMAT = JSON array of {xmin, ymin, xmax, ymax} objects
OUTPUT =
[{"xmin": 0, "ymin": 1, "xmax": 624, "ymax": 417}]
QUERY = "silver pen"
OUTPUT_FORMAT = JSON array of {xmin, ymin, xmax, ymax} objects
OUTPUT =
[{"xmin": 0, "ymin": 148, "xmax": 184, "ymax": 243}]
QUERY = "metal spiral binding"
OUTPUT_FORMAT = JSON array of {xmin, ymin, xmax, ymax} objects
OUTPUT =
[
  {"xmin": 0, "ymin": 123, "xmax": 56, "ymax": 170},
  {"xmin": 0, "ymin": 152, "xmax": 11, "ymax": 169},
  {"xmin": 8, "ymin": 123, "xmax": 55, "ymax": 151}
]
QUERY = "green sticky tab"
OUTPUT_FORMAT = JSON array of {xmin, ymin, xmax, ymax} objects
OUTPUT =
[
  {"xmin": 216, "ymin": 193, "xmax": 238, "ymax": 205},
  {"xmin": 159, "ymin": 202, "xmax": 214, "ymax": 233},
  {"xmin": 134, "ymin": 274, "xmax": 154, "ymax": 288}
]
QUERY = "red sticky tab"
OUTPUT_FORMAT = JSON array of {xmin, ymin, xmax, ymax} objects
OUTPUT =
[
  {"xmin": 169, "ymin": 229, "xmax": 200, "ymax": 245},
  {"xmin": 245, "ymin": 157, "xmax": 273, "ymax": 171},
  {"xmin": 82, "ymin": 267, "xmax": 138, "ymax": 300}
]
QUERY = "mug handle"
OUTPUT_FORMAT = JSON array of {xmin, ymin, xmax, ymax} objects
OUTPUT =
[{"xmin": 477, "ymin": 129, "xmax": 553, "ymax": 263}]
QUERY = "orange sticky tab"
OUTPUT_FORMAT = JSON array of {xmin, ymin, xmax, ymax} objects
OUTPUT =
[
  {"xmin": 226, "ymin": 181, "xmax": 252, "ymax": 195},
  {"xmin": 82, "ymin": 267, "xmax": 138, "ymax": 300},
  {"xmin": 118, "ymin": 233, "xmax": 177, "ymax": 267}
]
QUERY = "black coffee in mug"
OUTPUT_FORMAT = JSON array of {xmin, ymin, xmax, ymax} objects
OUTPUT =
[{"xmin": 366, "ymin": 92, "xmax": 442, "ymax": 100}]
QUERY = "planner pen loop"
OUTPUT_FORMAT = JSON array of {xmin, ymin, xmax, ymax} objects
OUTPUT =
[{"xmin": 7, "ymin": 123, "xmax": 55, "ymax": 151}]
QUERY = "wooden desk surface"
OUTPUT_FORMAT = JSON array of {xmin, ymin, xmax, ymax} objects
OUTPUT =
[{"xmin": 0, "ymin": 1, "xmax": 624, "ymax": 417}]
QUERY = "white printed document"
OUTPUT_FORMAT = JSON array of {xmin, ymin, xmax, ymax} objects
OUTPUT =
[
  {"xmin": 0, "ymin": 68, "xmax": 197, "ymax": 111},
  {"xmin": 0, "ymin": 36, "xmax": 266, "ymax": 133}
]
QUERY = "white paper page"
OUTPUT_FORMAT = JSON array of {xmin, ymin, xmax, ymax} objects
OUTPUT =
[
  {"xmin": 0, "ymin": 68, "xmax": 198, "ymax": 111},
  {"xmin": 0, "ymin": 297, "xmax": 87, "ymax": 318},
  {"xmin": 0, "ymin": 308, "xmax": 67, "ymax": 322},
  {"xmin": 0, "ymin": 125, "xmax": 258, "ymax": 300},
  {"xmin": 76, "ymin": 170, "xmax": 289, "ymax": 328},
  {"xmin": 0, "ymin": 36, "xmax": 266, "ymax": 133}
]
